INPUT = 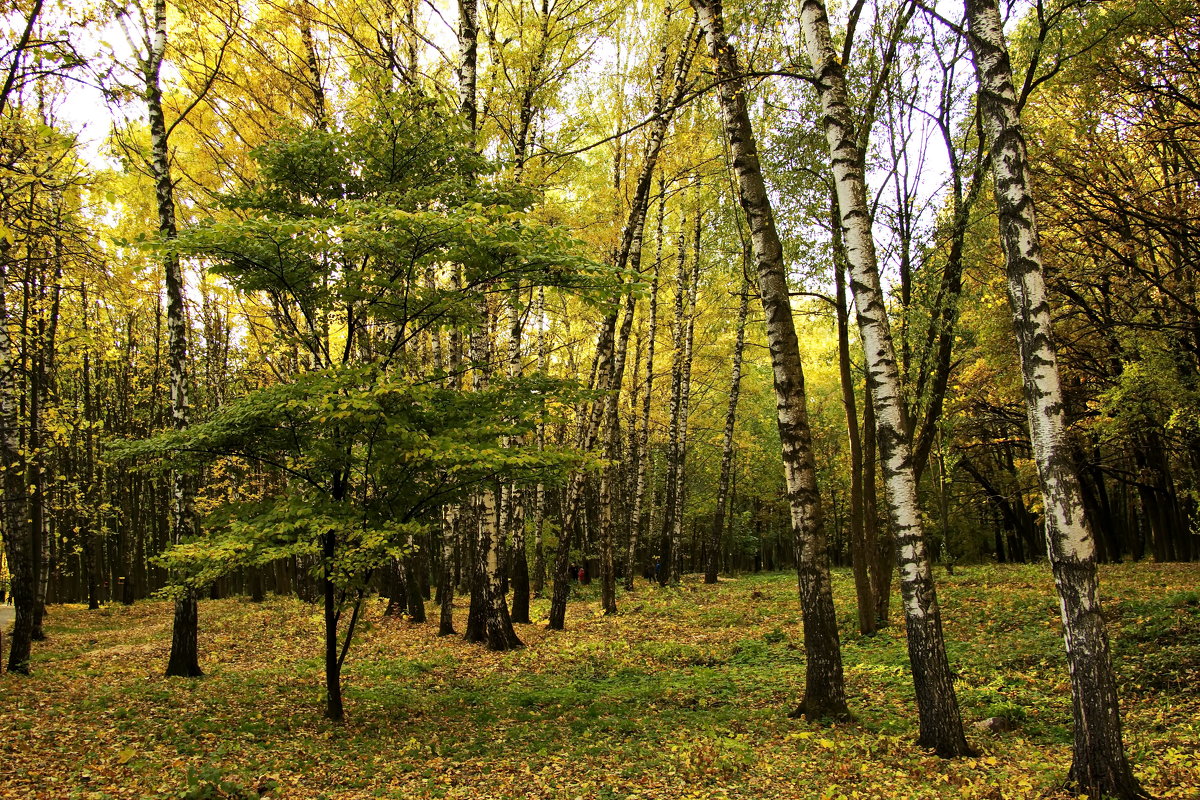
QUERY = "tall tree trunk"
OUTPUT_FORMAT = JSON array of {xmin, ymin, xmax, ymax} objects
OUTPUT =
[
  {"xmin": 692, "ymin": 0, "xmax": 849, "ymax": 720},
  {"xmin": 626, "ymin": 185, "xmax": 666, "ymax": 591},
  {"xmin": 504, "ymin": 287, "xmax": 532, "ymax": 624},
  {"xmin": 832, "ymin": 211, "xmax": 874, "ymax": 634},
  {"xmin": 81, "ymin": 284, "xmax": 100, "ymax": 611},
  {"xmin": 799, "ymin": 0, "xmax": 968, "ymax": 751},
  {"xmin": 706, "ymin": 270, "xmax": 749, "ymax": 584},
  {"xmin": 863, "ymin": 386, "xmax": 889, "ymax": 625},
  {"xmin": 532, "ymin": 287, "xmax": 549, "ymax": 596},
  {"xmin": 965, "ymin": 1, "xmax": 1145, "ymax": 793},
  {"xmin": 27, "ymin": 320, "xmax": 46, "ymax": 641},
  {"xmin": 137, "ymin": 0, "xmax": 202, "ymax": 678},
  {"xmin": 668, "ymin": 211, "xmax": 701, "ymax": 585},
  {"xmin": 0, "ymin": 240, "xmax": 32, "ymax": 674},
  {"xmin": 659, "ymin": 222, "xmax": 689, "ymax": 585}
]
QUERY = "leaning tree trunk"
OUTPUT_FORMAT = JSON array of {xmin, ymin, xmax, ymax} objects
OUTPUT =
[
  {"xmin": 692, "ymin": 0, "xmax": 849, "ymax": 720},
  {"xmin": 706, "ymin": 269, "xmax": 749, "ymax": 583},
  {"xmin": 139, "ymin": 0, "xmax": 201, "ymax": 678},
  {"xmin": 799, "ymin": 0, "xmax": 968, "ymax": 752},
  {"xmin": 964, "ymin": 1, "xmax": 1145, "ymax": 794}
]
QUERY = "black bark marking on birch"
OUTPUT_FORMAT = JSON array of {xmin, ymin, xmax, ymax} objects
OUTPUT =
[
  {"xmin": 695, "ymin": 0, "xmax": 848, "ymax": 720},
  {"xmin": 800, "ymin": 0, "xmax": 970, "ymax": 754},
  {"xmin": 966, "ymin": 0, "xmax": 1147, "ymax": 792}
]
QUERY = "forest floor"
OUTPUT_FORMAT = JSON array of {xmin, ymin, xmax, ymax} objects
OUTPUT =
[{"xmin": 1, "ymin": 563, "xmax": 1198, "ymax": 800}]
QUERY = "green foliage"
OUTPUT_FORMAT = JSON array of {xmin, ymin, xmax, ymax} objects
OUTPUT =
[{"xmin": 114, "ymin": 93, "xmax": 608, "ymax": 594}]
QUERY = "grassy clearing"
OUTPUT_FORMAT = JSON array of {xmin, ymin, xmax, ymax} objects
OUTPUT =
[{"xmin": 1, "ymin": 562, "xmax": 1197, "ymax": 799}]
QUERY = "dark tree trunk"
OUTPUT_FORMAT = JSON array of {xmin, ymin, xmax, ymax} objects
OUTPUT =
[
  {"xmin": 322, "ymin": 529, "xmax": 343, "ymax": 721},
  {"xmin": 707, "ymin": 272, "xmax": 749, "ymax": 584}
]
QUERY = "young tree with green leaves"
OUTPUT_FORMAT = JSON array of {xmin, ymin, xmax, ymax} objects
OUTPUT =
[{"xmin": 127, "ymin": 95, "xmax": 606, "ymax": 718}]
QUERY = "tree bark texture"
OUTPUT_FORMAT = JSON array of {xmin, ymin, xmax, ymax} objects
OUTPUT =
[
  {"xmin": 832, "ymin": 214, "xmax": 874, "ymax": 634},
  {"xmin": 965, "ymin": 0, "xmax": 1145, "ymax": 793},
  {"xmin": 692, "ymin": 0, "xmax": 849, "ymax": 720},
  {"xmin": 799, "ymin": 0, "xmax": 967, "ymax": 751},
  {"xmin": 140, "ymin": 0, "xmax": 201, "ymax": 679}
]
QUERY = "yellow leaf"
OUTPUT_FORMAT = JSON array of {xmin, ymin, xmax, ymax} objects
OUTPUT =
[{"xmin": 116, "ymin": 748, "xmax": 136, "ymax": 765}]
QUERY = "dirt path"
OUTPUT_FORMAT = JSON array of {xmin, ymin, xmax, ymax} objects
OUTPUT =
[{"xmin": 0, "ymin": 604, "xmax": 13, "ymax": 631}]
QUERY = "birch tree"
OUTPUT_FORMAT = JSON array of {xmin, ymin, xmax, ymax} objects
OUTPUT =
[
  {"xmin": 691, "ymin": 0, "xmax": 848, "ymax": 720},
  {"xmin": 798, "ymin": 0, "xmax": 970, "ymax": 753},
  {"xmin": 965, "ymin": 0, "xmax": 1146, "ymax": 793},
  {"xmin": 116, "ymin": 0, "xmax": 203, "ymax": 678}
]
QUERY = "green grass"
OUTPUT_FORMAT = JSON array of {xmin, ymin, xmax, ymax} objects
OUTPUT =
[{"xmin": 1, "ymin": 562, "xmax": 1198, "ymax": 799}]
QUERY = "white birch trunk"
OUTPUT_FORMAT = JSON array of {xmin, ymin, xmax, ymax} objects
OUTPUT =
[
  {"xmin": 798, "ymin": 0, "xmax": 969, "ymax": 753},
  {"xmin": 131, "ymin": 0, "xmax": 202, "ymax": 679},
  {"xmin": 691, "ymin": 0, "xmax": 848, "ymax": 719},
  {"xmin": 965, "ymin": 1, "xmax": 1144, "ymax": 793}
]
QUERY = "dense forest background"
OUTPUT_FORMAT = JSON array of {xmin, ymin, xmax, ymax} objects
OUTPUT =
[
  {"xmin": 1, "ymin": 0, "xmax": 1199, "ymax": 795},
  {"xmin": 1, "ymin": 0, "xmax": 1195, "ymax": 610}
]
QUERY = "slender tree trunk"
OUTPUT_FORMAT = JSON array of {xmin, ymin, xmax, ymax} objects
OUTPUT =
[
  {"xmin": 136, "ymin": 0, "xmax": 202, "ymax": 678},
  {"xmin": 832, "ymin": 214, "xmax": 874, "ymax": 634},
  {"xmin": 707, "ymin": 271, "xmax": 749, "ymax": 583},
  {"xmin": 626, "ymin": 186, "xmax": 665, "ymax": 591},
  {"xmin": 321, "ymin": 525, "xmax": 343, "ymax": 721},
  {"xmin": 504, "ymin": 287, "xmax": 532, "ymax": 624},
  {"xmin": 659, "ymin": 222, "xmax": 689, "ymax": 585},
  {"xmin": 0, "ymin": 240, "xmax": 32, "ymax": 674},
  {"xmin": 965, "ymin": 1, "xmax": 1145, "ymax": 793},
  {"xmin": 532, "ymin": 288, "xmax": 548, "ymax": 596},
  {"xmin": 28, "ymin": 328, "xmax": 46, "ymax": 641},
  {"xmin": 692, "ymin": 0, "xmax": 849, "ymax": 720},
  {"xmin": 668, "ymin": 212, "xmax": 701, "ymax": 585},
  {"xmin": 862, "ymin": 387, "xmax": 890, "ymax": 624},
  {"xmin": 81, "ymin": 284, "xmax": 100, "ymax": 611},
  {"xmin": 799, "ymin": 0, "xmax": 968, "ymax": 750},
  {"xmin": 438, "ymin": 506, "xmax": 458, "ymax": 635}
]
